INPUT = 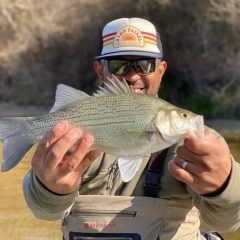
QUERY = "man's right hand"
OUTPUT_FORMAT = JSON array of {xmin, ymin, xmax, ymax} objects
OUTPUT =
[{"xmin": 31, "ymin": 120, "xmax": 101, "ymax": 195}]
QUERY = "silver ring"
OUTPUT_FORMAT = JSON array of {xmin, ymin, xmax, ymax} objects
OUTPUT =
[{"xmin": 181, "ymin": 161, "xmax": 188, "ymax": 170}]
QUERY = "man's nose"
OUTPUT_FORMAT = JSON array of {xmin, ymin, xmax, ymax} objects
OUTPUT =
[{"xmin": 124, "ymin": 67, "xmax": 140, "ymax": 82}]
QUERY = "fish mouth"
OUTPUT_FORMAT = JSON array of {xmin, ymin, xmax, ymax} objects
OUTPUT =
[{"xmin": 194, "ymin": 115, "xmax": 204, "ymax": 136}]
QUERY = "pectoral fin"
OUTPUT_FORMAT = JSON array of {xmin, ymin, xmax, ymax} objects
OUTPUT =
[
  {"xmin": 118, "ymin": 156, "xmax": 144, "ymax": 182},
  {"xmin": 127, "ymin": 130, "xmax": 155, "ymax": 142}
]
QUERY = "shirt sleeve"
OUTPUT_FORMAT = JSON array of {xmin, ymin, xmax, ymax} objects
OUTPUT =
[
  {"xmin": 22, "ymin": 153, "xmax": 104, "ymax": 220},
  {"xmin": 22, "ymin": 170, "xmax": 78, "ymax": 221},
  {"xmin": 188, "ymin": 157, "xmax": 240, "ymax": 232}
]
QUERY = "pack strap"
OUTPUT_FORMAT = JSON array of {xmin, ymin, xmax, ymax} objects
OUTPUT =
[{"xmin": 143, "ymin": 148, "xmax": 168, "ymax": 197}]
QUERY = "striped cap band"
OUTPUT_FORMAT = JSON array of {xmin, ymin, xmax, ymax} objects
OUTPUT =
[{"xmin": 103, "ymin": 31, "xmax": 157, "ymax": 47}]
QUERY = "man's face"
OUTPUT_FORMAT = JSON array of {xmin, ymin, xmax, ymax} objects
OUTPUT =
[{"xmin": 94, "ymin": 56, "xmax": 167, "ymax": 96}]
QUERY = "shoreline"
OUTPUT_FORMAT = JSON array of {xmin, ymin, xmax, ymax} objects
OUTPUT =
[
  {"xmin": 206, "ymin": 119, "xmax": 240, "ymax": 141},
  {"xmin": 0, "ymin": 102, "xmax": 49, "ymax": 117},
  {"xmin": 0, "ymin": 102, "xmax": 239, "ymax": 141}
]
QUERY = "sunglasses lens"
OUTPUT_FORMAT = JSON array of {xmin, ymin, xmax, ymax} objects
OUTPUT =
[
  {"xmin": 107, "ymin": 59, "xmax": 157, "ymax": 75},
  {"xmin": 135, "ymin": 60, "xmax": 156, "ymax": 74},
  {"xmin": 108, "ymin": 60, "xmax": 129, "ymax": 75}
]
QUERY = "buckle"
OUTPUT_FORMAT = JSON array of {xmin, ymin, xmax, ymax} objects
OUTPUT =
[{"xmin": 144, "ymin": 170, "xmax": 161, "ymax": 190}]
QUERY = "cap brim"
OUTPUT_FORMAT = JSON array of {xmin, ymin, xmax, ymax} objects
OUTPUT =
[{"xmin": 95, "ymin": 50, "xmax": 163, "ymax": 60}]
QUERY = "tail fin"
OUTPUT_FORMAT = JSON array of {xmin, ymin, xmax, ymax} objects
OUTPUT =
[{"xmin": 0, "ymin": 117, "xmax": 35, "ymax": 172}]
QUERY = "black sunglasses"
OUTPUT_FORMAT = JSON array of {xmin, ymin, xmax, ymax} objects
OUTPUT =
[{"xmin": 107, "ymin": 59, "xmax": 160, "ymax": 76}]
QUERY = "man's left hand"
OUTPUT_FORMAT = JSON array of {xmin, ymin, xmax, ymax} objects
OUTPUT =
[{"xmin": 168, "ymin": 128, "xmax": 232, "ymax": 195}]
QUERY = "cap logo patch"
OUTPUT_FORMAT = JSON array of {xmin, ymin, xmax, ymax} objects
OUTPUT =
[{"xmin": 113, "ymin": 26, "xmax": 144, "ymax": 48}]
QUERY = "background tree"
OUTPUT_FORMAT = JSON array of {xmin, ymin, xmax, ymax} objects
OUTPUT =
[{"xmin": 0, "ymin": 0, "xmax": 239, "ymax": 118}]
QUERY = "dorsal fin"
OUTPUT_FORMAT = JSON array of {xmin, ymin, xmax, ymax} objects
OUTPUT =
[
  {"xmin": 50, "ymin": 84, "xmax": 89, "ymax": 113},
  {"xmin": 94, "ymin": 75, "xmax": 133, "ymax": 96}
]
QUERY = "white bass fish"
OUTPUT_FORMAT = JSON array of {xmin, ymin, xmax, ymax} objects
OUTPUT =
[{"xmin": 0, "ymin": 77, "xmax": 204, "ymax": 181}]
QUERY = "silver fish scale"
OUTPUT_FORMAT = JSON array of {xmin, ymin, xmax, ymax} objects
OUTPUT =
[{"xmin": 29, "ymin": 93, "xmax": 173, "ymax": 155}]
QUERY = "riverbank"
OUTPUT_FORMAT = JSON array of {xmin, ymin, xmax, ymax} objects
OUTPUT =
[
  {"xmin": 206, "ymin": 119, "xmax": 240, "ymax": 141},
  {"xmin": 0, "ymin": 102, "xmax": 239, "ymax": 140},
  {"xmin": 0, "ymin": 102, "xmax": 49, "ymax": 117}
]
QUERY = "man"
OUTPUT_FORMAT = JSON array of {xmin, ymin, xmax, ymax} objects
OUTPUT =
[{"xmin": 23, "ymin": 18, "xmax": 240, "ymax": 240}]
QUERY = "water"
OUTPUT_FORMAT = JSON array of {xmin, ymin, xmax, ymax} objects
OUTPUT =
[{"xmin": 0, "ymin": 141, "xmax": 239, "ymax": 240}]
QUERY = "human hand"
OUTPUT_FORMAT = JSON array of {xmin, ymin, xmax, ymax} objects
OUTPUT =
[
  {"xmin": 168, "ymin": 128, "xmax": 232, "ymax": 195},
  {"xmin": 31, "ymin": 120, "xmax": 101, "ymax": 194}
]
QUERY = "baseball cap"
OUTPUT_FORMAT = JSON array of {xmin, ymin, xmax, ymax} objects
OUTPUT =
[{"xmin": 96, "ymin": 18, "xmax": 163, "ymax": 59}]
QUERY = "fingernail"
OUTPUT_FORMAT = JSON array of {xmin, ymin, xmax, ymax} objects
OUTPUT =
[
  {"xmin": 57, "ymin": 121, "xmax": 66, "ymax": 130},
  {"xmin": 84, "ymin": 135, "xmax": 94, "ymax": 145},
  {"xmin": 71, "ymin": 128, "xmax": 82, "ymax": 139}
]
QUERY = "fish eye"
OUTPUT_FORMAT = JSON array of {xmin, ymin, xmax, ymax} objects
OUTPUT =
[{"xmin": 181, "ymin": 112, "xmax": 190, "ymax": 119}]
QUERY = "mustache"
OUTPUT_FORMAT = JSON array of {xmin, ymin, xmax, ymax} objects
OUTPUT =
[
  {"xmin": 104, "ymin": 74, "xmax": 148, "ymax": 89},
  {"xmin": 126, "ymin": 80, "xmax": 147, "ymax": 89}
]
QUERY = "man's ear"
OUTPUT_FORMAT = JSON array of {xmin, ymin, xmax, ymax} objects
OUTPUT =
[
  {"xmin": 158, "ymin": 61, "xmax": 167, "ymax": 77},
  {"xmin": 94, "ymin": 61, "xmax": 104, "ymax": 80}
]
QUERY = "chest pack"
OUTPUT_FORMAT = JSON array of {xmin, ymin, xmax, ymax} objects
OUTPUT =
[{"xmin": 62, "ymin": 195, "xmax": 201, "ymax": 240}]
